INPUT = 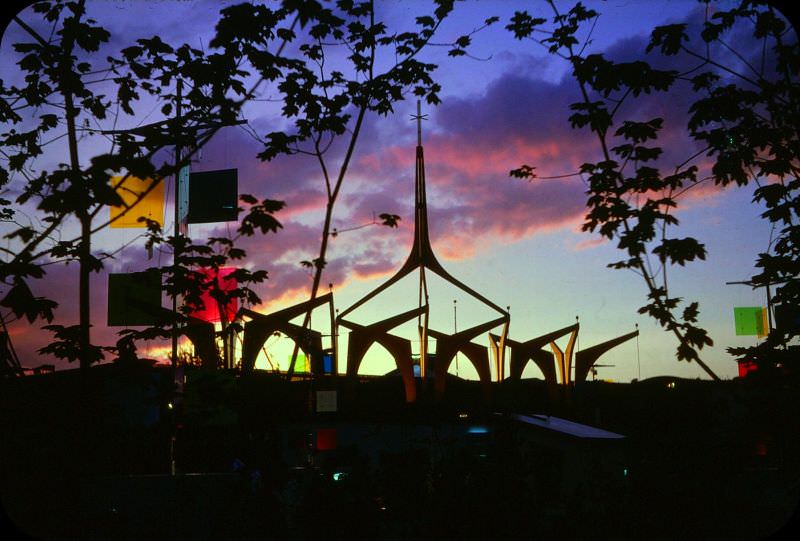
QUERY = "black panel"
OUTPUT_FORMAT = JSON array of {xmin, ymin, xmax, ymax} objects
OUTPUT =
[
  {"xmin": 107, "ymin": 270, "xmax": 162, "ymax": 326},
  {"xmin": 188, "ymin": 168, "xmax": 238, "ymax": 224}
]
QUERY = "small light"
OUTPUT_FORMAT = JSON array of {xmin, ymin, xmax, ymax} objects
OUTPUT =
[
  {"xmin": 333, "ymin": 472, "xmax": 348, "ymax": 481},
  {"xmin": 167, "ymin": 402, "xmax": 174, "ymax": 410},
  {"xmin": 467, "ymin": 426, "xmax": 488, "ymax": 434},
  {"xmin": 667, "ymin": 382, "xmax": 675, "ymax": 389},
  {"xmin": 623, "ymin": 468, "xmax": 629, "ymax": 477},
  {"xmin": 458, "ymin": 413, "xmax": 468, "ymax": 419}
]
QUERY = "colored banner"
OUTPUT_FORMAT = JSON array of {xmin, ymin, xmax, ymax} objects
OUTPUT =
[
  {"xmin": 316, "ymin": 427, "xmax": 337, "ymax": 450},
  {"xmin": 288, "ymin": 353, "xmax": 309, "ymax": 373},
  {"xmin": 774, "ymin": 303, "xmax": 800, "ymax": 333},
  {"xmin": 109, "ymin": 176, "xmax": 164, "ymax": 228},
  {"xmin": 177, "ymin": 165, "xmax": 190, "ymax": 228},
  {"xmin": 187, "ymin": 267, "xmax": 238, "ymax": 323},
  {"xmin": 733, "ymin": 307, "xmax": 768, "ymax": 337},
  {"xmin": 738, "ymin": 360, "xmax": 758, "ymax": 378},
  {"xmin": 107, "ymin": 270, "xmax": 162, "ymax": 326},
  {"xmin": 316, "ymin": 390, "xmax": 337, "ymax": 412},
  {"xmin": 188, "ymin": 168, "xmax": 238, "ymax": 224}
]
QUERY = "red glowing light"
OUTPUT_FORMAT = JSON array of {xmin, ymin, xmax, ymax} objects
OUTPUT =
[{"xmin": 188, "ymin": 267, "xmax": 238, "ymax": 323}]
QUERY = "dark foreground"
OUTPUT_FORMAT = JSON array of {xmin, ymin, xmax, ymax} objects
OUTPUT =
[{"xmin": 2, "ymin": 363, "xmax": 799, "ymax": 540}]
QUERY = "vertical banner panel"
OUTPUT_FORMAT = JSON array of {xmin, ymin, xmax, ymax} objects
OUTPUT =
[
  {"xmin": 109, "ymin": 176, "xmax": 165, "ymax": 228},
  {"xmin": 733, "ymin": 307, "xmax": 767, "ymax": 336},
  {"xmin": 187, "ymin": 267, "xmax": 238, "ymax": 323},
  {"xmin": 108, "ymin": 270, "xmax": 162, "ymax": 326},
  {"xmin": 188, "ymin": 169, "xmax": 238, "ymax": 224}
]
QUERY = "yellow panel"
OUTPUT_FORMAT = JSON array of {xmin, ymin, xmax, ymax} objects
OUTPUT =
[
  {"xmin": 757, "ymin": 307, "xmax": 769, "ymax": 338},
  {"xmin": 109, "ymin": 176, "xmax": 164, "ymax": 228}
]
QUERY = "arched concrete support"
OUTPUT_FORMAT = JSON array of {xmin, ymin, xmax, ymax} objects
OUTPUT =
[
  {"xmin": 494, "ymin": 323, "xmax": 579, "ymax": 383},
  {"xmin": 338, "ymin": 306, "xmax": 426, "ymax": 403},
  {"xmin": 429, "ymin": 333, "xmax": 493, "ymax": 399},
  {"xmin": 531, "ymin": 349, "xmax": 557, "ymax": 386},
  {"xmin": 574, "ymin": 329, "xmax": 639, "ymax": 383},
  {"xmin": 238, "ymin": 293, "xmax": 333, "ymax": 374},
  {"xmin": 550, "ymin": 326, "xmax": 578, "ymax": 385},
  {"xmin": 459, "ymin": 341, "xmax": 493, "ymax": 401},
  {"xmin": 428, "ymin": 315, "xmax": 505, "ymax": 397},
  {"xmin": 241, "ymin": 319, "xmax": 323, "ymax": 374},
  {"xmin": 488, "ymin": 322, "xmax": 510, "ymax": 382},
  {"xmin": 342, "ymin": 326, "xmax": 417, "ymax": 403}
]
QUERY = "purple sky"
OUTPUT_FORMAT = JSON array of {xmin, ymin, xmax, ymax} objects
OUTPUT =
[{"xmin": 2, "ymin": 0, "xmax": 793, "ymax": 381}]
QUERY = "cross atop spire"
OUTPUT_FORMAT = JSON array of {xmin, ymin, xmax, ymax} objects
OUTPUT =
[{"xmin": 410, "ymin": 100, "xmax": 428, "ymax": 147}]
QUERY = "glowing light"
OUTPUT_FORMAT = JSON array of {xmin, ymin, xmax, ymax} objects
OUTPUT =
[
  {"xmin": 187, "ymin": 267, "xmax": 238, "ymax": 323},
  {"xmin": 467, "ymin": 426, "xmax": 489, "ymax": 434}
]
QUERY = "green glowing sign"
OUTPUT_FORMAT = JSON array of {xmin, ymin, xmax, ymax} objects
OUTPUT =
[{"xmin": 733, "ymin": 306, "xmax": 767, "ymax": 337}]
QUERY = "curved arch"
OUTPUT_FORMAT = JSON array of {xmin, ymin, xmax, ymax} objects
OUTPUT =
[
  {"xmin": 429, "ymin": 318, "xmax": 503, "ymax": 398},
  {"xmin": 239, "ymin": 294, "xmax": 333, "ymax": 374},
  {"xmin": 343, "ymin": 327, "xmax": 416, "ymax": 402},
  {"xmin": 495, "ymin": 323, "xmax": 579, "ymax": 385},
  {"xmin": 574, "ymin": 329, "xmax": 639, "ymax": 383},
  {"xmin": 339, "ymin": 307, "xmax": 424, "ymax": 403}
]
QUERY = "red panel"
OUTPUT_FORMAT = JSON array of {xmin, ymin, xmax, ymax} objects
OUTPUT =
[
  {"xmin": 316, "ymin": 428, "xmax": 337, "ymax": 451},
  {"xmin": 188, "ymin": 267, "xmax": 238, "ymax": 323},
  {"xmin": 738, "ymin": 360, "xmax": 758, "ymax": 378}
]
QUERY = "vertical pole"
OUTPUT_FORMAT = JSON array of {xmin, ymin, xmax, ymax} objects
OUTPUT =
[
  {"xmin": 453, "ymin": 299, "xmax": 458, "ymax": 376},
  {"xmin": 170, "ymin": 79, "xmax": 183, "ymax": 477},
  {"xmin": 635, "ymin": 323, "xmax": 641, "ymax": 381},
  {"xmin": 765, "ymin": 284, "xmax": 774, "ymax": 334},
  {"xmin": 416, "ymin": 100, "xmax": 422, "ymax": 147},
  {"xmin": 329, "ymin": 284, "xmax": 337, "ymax": 374},
  {"xmin": 172, "ymin": 79, "xmax": 183, "ymax": 375}
]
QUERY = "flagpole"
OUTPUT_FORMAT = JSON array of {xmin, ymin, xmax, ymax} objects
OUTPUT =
[{"xmin": 172, "ymin": 79, "xmax": 183, "ymax": 376}]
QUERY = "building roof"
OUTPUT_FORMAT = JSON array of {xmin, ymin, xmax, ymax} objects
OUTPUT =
[{"xmin": 511, "ymin": 413, "xmax": 625, "ymax": 439}]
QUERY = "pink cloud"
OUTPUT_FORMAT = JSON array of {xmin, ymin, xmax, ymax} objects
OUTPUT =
[{"xmin": 573, "ymin": 236, "xmax": 609, "ymax": 251}]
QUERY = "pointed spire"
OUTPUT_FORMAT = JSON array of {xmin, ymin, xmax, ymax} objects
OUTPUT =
[{"xmin": 338, "ymin": 102, "xmax": 508, "ymax": 320}]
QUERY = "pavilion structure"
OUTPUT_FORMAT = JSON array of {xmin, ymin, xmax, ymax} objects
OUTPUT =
[
  {"xmin": 173, "ymin": 103, "xmax": 640, "ymax": 400},
  {"xmin": 336, "ymin": 102, "xmax": 509, "ymax": 401},
  {"xmin": 492, "ymin": 325, "xmax": 639, "ymax": 387}
]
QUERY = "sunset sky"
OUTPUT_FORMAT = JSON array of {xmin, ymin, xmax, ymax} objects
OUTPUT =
[{"xmin": 2, "ymin": 0, "xmax": 791, "ymax": 381}]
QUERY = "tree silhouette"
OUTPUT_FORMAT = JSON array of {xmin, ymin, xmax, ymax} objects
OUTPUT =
[
  {"xmin": 0, "ymin": 0, "xmax": 267, "ymax": 368},
  {"xmin": 1, "ymin": 0, "xmax": 497, "ymax": 372},
  {"xmin": 508, "ymin": 0, "xmax": 798, "ymax": 377}
]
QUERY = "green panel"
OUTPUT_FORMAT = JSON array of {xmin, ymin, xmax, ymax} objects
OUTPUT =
[
  {"xmin": 288, "ymin": 353, "xmax": 309, "ymax": 373},
  {"xmin": 733, "ymin": 306, "xmax": 766, "ymax": 336},
  {"xmin": 108, "ymin": 270, "xmax": 162, "ymax": 326}
]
